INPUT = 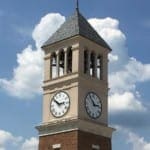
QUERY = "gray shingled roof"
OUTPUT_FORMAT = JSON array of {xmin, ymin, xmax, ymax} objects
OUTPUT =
[{"xmin": 42, "ymin": 10, "xmax": 111, "ymax": 50}]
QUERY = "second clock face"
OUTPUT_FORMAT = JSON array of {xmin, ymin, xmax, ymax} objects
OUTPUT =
[
  {"xmin": 50, "ymin": 91, "xmax": 70, "ymax": 118},
  {"xmin": 85, "ymin": 92, "xmax": 102, "ymax": 119}
]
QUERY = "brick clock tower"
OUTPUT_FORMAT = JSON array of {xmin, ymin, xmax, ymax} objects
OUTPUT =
[{"xmin": 36, "ymin": 6, "xmax": 115, "ymax": 150}]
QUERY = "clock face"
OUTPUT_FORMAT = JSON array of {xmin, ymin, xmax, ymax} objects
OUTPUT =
[
  {"xmin": 50, "ymin": 91, "xmax": 70, "ymax": 118},
  {"xmin": 85, "ymin": 92, "xmax": 102, "ymax": 119}
]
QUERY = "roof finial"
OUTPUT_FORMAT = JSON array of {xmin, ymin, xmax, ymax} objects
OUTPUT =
[{"xmin": 76, "ymin": 0, "xmax": 79, "ymax": 11}]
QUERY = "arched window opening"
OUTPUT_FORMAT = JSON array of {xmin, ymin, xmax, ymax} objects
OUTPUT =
[
  {"xmin": 51, "ymin": 53, "xmax": 57, "ymax": 79},
  {"xmin": 97, "ymin": 55, "xmax": 102, "ymax": 80},
  {"xmin": 84, "ymin": 50, "xmax": 88, "ymax": 74},
  {"xmin": 59, "ymin": 50, "xmax": 64, "ymax": 76},
  {"xmin": 67, "ymin": 47, "xmax": 72, "ymax": 73},
  {"xmin": 90, "ymin": 52, "xmax": 95, "ymax": 77}
]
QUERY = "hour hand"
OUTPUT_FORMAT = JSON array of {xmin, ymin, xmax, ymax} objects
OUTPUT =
[
  {"xmin": 54, "ymin": 99, "xmax": 60, "ymax": 105},
  {"xmin": 59, "ymin": 101, "xmax": 65, "ymax": 105}
]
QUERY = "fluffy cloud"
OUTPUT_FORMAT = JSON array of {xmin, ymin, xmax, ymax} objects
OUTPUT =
[
  {"xmin": 109, "ymin": 92, "xmax": 146, "ymax": 112},
  {"xmin": 89, "ymin": 17, "xmax": 150, "ymax": 114},
  {"xmin": 109, "ymin": 57, "xmax": 150, "ymax": 93},
  {"xmin": 32, "ymin": 13, "xmax": 65, "ymax": 48},
  {"xmin": 128, "ymin": 132, "xmax": 150, "ymax": 150},
  {"xmin": 115, "ymin": 126, "xmax": 150, "ymax": 150},
  {"xmin": 0, "ymin": 130, "xmax": 22, "ymax": 150},
  {"xmin": 21, "ymin": 137, "xmax": 38, "ymax": 150},
  {"xmin": 0, "ymin": 130, "xmax": 38, "ymax": 150},
  {"xmin": 0, "ymin": 46, "xmax": 43, "ymax": 99},
  {"xmin": 88, "ymin": 17, "xmax": 129, "ymax": 71},
  {"xmin": 0, "ymin": 13, "xmax": 65, "ymax": 99}
]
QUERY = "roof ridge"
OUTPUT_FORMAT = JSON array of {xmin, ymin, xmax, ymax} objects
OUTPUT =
[{"xmin": 42, "ymin": 10, "xmax": 111, "ymax": 51}]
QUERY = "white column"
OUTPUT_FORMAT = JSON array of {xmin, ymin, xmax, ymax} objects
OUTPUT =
[
  {"xmin": 49, "ymin": 53, "xmax": 52, "ymax": 79},
  {"xmin": 44, "ymin": 53, "xmax": 51, "ymax": 81},
  {"xmin": 64, "ymin": 48, "xmax": 68, "ymax": 75}
]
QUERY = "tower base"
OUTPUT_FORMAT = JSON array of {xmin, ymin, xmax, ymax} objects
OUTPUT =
[{"xmin": 39, "ymin": 130, "xmax": 112, "ymax": 150}]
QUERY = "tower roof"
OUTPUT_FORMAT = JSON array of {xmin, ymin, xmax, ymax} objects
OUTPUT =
[{"xmin": 42, "ymin": 10, "xmax": 111, "ymax": 50}]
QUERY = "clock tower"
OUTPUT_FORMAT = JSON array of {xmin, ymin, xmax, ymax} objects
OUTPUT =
[{"xmin": 36, "ymin": 7, "xmax": 115, "ymax": 150}]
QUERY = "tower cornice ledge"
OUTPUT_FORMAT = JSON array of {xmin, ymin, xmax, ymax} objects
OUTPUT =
[{"xmin": 36, "ymin": 118, "xmax": 115, "ymax": 138}]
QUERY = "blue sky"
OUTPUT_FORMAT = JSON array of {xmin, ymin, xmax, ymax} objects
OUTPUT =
[{"xmin": 0, "ymin": 0, "xmax": 150, "ymax": 149}]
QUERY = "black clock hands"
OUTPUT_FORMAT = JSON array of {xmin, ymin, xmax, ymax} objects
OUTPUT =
[
  {"xmin": 54, "ymin": 99, "xmax": 60, "ymax": 105},
  {"xmin": 54, "ymin": 98, "xmax": 65, "ymax": 106},
  {"xmin": 59, "ymin": 101, "xmax": 65, "ymax": 105},
  {"xmin": 89, "ymin": 95, "xmax": 100, "ymax": 107}
]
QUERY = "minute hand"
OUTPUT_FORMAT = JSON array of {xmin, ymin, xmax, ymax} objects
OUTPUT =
[{"xmin": 90, "ymin": 95, "xmax": 99, "ymax": 107}]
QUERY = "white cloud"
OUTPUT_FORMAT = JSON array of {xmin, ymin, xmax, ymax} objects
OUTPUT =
[
  {"xmin": 32, "ymin": 13, "xmax": 65, "ymax": 48},
  {"xmin": 0, "ymin": 46, "xmax": 43, "ymax": 99},
  {"xmin": 0, "ymin": 13, "xmax": 65, "ymax": 99},
  {"xmin": 128, "ymin": 132, "xmax": 150, "ymax": 150},
  {"xmin": 0, "ymin": 130, "xmax": 38, "ymax": 150},
  {"xmin": 114, "ymin": 125, "xmax": 150, "ymax": 150},
  {"xmin": 109, "ymin": 57, "xmax": 150, "ymax": 94},
  {"xmin": 88, "ymin": 17, "xmax": 129, "ymax": 71},
  {"xmin": 0, "ymin": 130, "xmax": 22, "ymax": 150},
  {"xmin": 89, "ymin": 17, "xmax": 150, "ymax": 113},
  {"xmin": 109, "ymin": 92, "xmax": 146, "ymax": 113},
  {"xmin": 108, "ymin": 57, "xmax": 150, "ymax": 113},
  {"xmin": 21, "ymin": 137, "xmax": 38, "ymax": 150}
]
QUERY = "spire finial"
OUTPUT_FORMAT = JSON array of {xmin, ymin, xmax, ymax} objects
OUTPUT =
[{"xmin": 76, "ymin": 0, "xmax": 79, "ymax": 11}]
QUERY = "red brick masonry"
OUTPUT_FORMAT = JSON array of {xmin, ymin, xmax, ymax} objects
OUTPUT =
[{"xmin": 39, "ymin": 130, "xmax": 111, "ymax": 150}]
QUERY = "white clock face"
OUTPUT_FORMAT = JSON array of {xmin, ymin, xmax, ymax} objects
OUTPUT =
[
  {"xmin": 85, "ymin": 92, "xmax": 102, "ymax": 119},
  {"xmin": 50, "ymin": 91, "xmax": 70, "ymax": 118}
]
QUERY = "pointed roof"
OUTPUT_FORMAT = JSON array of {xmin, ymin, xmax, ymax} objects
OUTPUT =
[{"xmin": 42, "ymin": 10, "xmax": 111, "ymax": 50}]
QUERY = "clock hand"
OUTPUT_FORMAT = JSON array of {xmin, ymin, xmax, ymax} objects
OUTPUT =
[
  {"xmin": 59, "ymin": 101, "xmax": 65, "ymax": 105},
  {"xmin": 90, "ymin": 95, "xmax": 100, "ymax": 107},
  {"xmin": 89, "ymin": 95, "xmax": 96, "ymax": 106},
  {"xmin": 54, "ymin": 99, "xmax": 61, "ymax": 106}
]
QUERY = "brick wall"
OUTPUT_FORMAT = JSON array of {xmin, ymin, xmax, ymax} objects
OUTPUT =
[
  {"xmin": 39, "ymin": 130, "xmax": 111, "ymax": 150},
  {"xmin": 39, "ymin": 131, "xmax": 78, "ymax": 150},
  {"xmin": 78, "ymin": 130, "xmax": 111, "ymax": 150}
]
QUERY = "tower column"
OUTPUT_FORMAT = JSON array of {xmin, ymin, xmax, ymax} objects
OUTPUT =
[
  {"xmin": 49, "ymin": 53, "xmax": 52, "ymax": 79},
  {"xmin": 44, "ymin": 53, "xmax": 51, "ymax": 81},
  {"xmin": 56, "ymin": 50, "xmax": 60, "ymax": 77},
  {"xmin": 64, "ymin": 48, "xmax": 68, "ymax": 75},
  {"xmin": 72, "ymin": 44, "xmax": 79, "ymax": 73}
]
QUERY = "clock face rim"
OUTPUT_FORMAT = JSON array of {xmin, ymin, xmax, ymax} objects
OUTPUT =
[
  {"xmin": 85, "ymin": 92, "xmax": 102, "ymax": 119},
  {"xmin": 50, "ymin": 91, "xmax": 70, "ymax": 118}
]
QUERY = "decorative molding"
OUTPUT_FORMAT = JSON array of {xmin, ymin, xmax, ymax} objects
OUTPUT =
[{"xmin": 36, "ymin": 119, "xmax": 115, "ymax": 138}]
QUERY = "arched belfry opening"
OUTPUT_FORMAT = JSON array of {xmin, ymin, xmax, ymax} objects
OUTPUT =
[
  {"xmin": 51, "ymin": 52, "xmax": 57, "ymax": 79},
  {"xmin": 97, "ymin": 55, "xmax": 102, "ymax": 80},
  {"xmin": 59, "ymin": 50, "xmax": 65, "ymax": 77},
  {"xmin": 67, "ymin": 47, "xmax": 72, "ymax": 73},
  {"xmin": 90, "ymin": 52, "xmax": 95, "ymax": 77},
  {"xmin": 49, "ymin": 46, "xmax": 73, "ymax": 79},
  {"xmin": 84, "ymin": 50, "xmax": 88, "ymax": 74}
]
